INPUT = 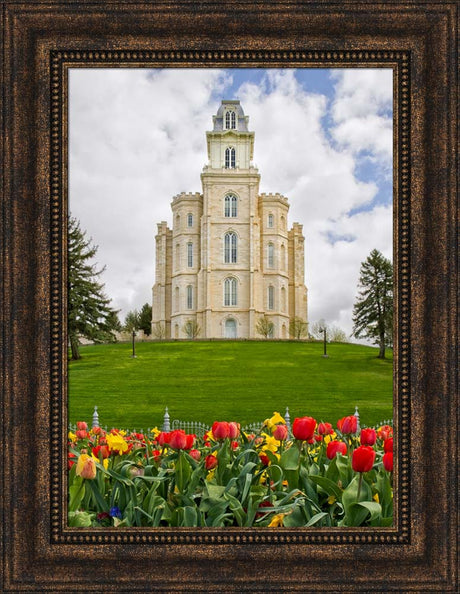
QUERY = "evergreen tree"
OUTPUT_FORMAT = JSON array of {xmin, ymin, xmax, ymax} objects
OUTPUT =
[
  {"xmin": 123, "ymin": 310, "xmax": 140, "ymax": 333},
  {"xmin": 68, "ymin": 216, "xmax": 120, "ymax": 360},
  {"xmin": 352, "ymin": 249, "xmax": 393, "ymax": 359},
  {"xmin": 138, "ymin": 303, "xmax": 153, "ymax": 336}
]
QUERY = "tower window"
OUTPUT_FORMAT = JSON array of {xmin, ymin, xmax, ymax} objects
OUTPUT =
[
  {"xmin": 268, "ymin": 286, "xmax": 274, "ymax": 310},
  {"xmin": 224, "ymin": 194, "xmax": 238, "ymax": 217},
  {"xmin": 186, "ymin": 285, "xmax": 193, "ymax": 309},
  {"xmin": 224, "ymin": 232, "xmax": 237, "ymax": 263},
  {"xmin": 268, "ymin": 243, "xmax": 274, "ymax": 268},
  {"xmin": 225, "ymin": 147, "xmax": 236, "ymax": 169},
  {"xmin": 224, "ymin": 277, "xmax": 237, "ymax": 306},
  {"xmin": 187, "ymin": 242, "xmax": 193, "ymax": 267},
  {"xmin": 187, "ymin": 213, "xmax": 193, "ymax": 227},
  {"xmin": 225, "ymin": 110, "xmax": 236, "ymax": 130},
  {"xmin": 268, "ymin": 214, "xmax": 274, "ymax": 228}
]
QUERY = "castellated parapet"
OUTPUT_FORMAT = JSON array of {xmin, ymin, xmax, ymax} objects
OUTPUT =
[{"xmin": 152, "ymin": 100, "xmax": 308, "ymax": 339}]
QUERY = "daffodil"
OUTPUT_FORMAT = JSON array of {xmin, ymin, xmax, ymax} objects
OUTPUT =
[
  {"xmin": 106, "ymin": 433, "xmax": 129, "ymax": 454},
  {"xmin": 261, "ymin": 433, "xmax": 281, "ymax": 453},
  {"xmin": 373, "ymin": 493, "xmax": 380, "ymax": 503},
  {"xmin": 268, "ymin": 513, "xmax": 285, "ymax": 527},
  {"xmin": 150, "ymin": 427, "xmax": 160, "ymax": 438},
  {"xmin": 91, "ymin": 453, "xmax": 109, "ymax": 470},
  {"xmin": 68, "ymin": 431, "xmax": 76, "ymax": 442},
  {"xmin": 264, "ymin": 411, "xmax": 285, "ymax": 430},
  {"xmin": 327, "ymin": 495, "xmax": 336, "ymax": 505}
]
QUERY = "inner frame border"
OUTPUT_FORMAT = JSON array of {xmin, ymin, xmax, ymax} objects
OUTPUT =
[{"xmin": 50, "ymin": 50, "xmax": 409, "ymax": 546}]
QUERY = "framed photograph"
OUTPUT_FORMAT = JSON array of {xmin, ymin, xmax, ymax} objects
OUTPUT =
[{"xmin": 1, "ymin": 2, "xmax": 457, "ymax": 591}]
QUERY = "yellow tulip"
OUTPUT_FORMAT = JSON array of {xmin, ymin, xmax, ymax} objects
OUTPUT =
[
  {"xmin": 75, "ymin": 454, "xmax": 97, "ymax": 480},
  {"xmin": 268, "ymin": 513, "xmax": 285, "ymax": 527}
]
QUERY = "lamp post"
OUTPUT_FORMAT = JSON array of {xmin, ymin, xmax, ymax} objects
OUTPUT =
[
  {"xmin": 131, "ymin": 329, "xmax": 137, "ymax": 358},
  {"xmin": 319, "ymin": 320, "xmax": 329, "ymax": 358}
]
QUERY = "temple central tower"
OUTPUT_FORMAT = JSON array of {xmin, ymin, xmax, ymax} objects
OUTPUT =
[{"xmin": 152, "ymin": 100, "xmax": 307, "ymax": 340}]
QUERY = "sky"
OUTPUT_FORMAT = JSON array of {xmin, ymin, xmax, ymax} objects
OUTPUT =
[{"xmin": 69, "ymin": 67, "xmax": 393, "ymax": 342}]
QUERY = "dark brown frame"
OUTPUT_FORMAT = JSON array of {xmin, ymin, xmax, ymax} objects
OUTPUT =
[{"xmin": 1, "ymin": 2, "xmax": 457, "ymax": 591}]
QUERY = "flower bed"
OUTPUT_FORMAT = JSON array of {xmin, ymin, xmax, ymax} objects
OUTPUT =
[{"xmin": 68, "ymin": 413, "xmax": 394, "ymax": 528}]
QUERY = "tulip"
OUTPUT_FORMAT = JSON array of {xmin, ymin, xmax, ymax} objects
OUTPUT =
[
  {"xmin": 75, "ymin": 430, "xmax": 87, "ymax": 440},
  {"xmin": 168, "ymin": 430, "xmax": 188, "ymax": 450},
  {"xmin": 231, "ymin": 440, "xmax": 239, "ymax": 451},
  {"xmin": 292, "ymin": 416, "xmax": 316, "ymax": 441},
  {"xmin": 205, "ymin": 454, "xmax": 218, "ymax": 470},
  {"xmin": 259, "ymin": 453, "xmax": 270, "ymax": 466},
  {"xmin": 157, "ymin": 432, "xmax": 171, "ymax": 447},
  {"xmin": 92, "ymin": 444, "xmax": 110, "ymax": 459},
  {"xmin": 352, "ymin": 445, "xmax": 376, "ymax": 473},
  {"xmin": 384, "ymin": 438, "xmax": 393, "ymax": 453},
  {"xmin": 273, "ymin": 424, "xmax": 288, "ymax": 441},
  {"xmin": 318, "ymin": 422, "xmax": 333, "ymax": 435},
  {"xmin": 184, "ymin": 433, "xmax": 196, "ymax": 450},
  {"xmin": 189, "ymin": 449, "xmax": 201, "ymax": 461},
  {"xmin": 75, "ymin": 454, "xmax": 97, "ymax": 480},
  {"xmin": 212, "ymin": 421, "xmax": 230, "ymax": 440},
  {"xmin": 377, "ymin": 425, "xmax": 393, "ymax": 440},
  {"xmin": 360, "ymin": 428, "xmax": 377, "ymax": 446},
  {"xmin": 337, "ymin": 415, "xmax": 358, "ymax": 434},
  {"xmin": 326, "ymin": 440, "xmax": 347, "ymax": 459},
  {"xmin": 68, "ymin": 452, "xmax": 76, "ymax": 470},
  {"xmin": 228, "ymin": 422, "xmax": 240, "ymax": 439},
  {"xmin": 76, "ymin": 421, "xmax": 88, "ymax": 431},
  {"xmin": 383, "ymin": 451, "xmax": 393, "ymax": 472}
]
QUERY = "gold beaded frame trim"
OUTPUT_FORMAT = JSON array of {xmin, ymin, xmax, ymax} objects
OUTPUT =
[{"xmin": 50, "ymin": 50, "xmax": 410, "ymax": 545}]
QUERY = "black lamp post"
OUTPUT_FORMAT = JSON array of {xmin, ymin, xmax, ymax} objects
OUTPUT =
[
  {"xmin": 131, "ymin": 329, "xmax": 137, "ymax": 358},
  {"xmin": 319, "ymin": 321, "xmax": 329, "ymax": 358}
]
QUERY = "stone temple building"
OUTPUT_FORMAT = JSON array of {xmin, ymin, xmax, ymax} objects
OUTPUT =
[{"xmin": 152, "ymin": 100, "xmax": 307, "ymax": 339}]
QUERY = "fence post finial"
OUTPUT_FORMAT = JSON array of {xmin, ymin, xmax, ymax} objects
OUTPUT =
[
  {"xmin": 92, "ymin": 405, "xmax": 99, "ymax": 429},
  {"xmin": 163, "ymin": 407, "xmax": 170, "ymax": 432},
  {"xmin": 354, "ymin": 405, "xmax": 360, "ymax": 432},
  {"xmin": 284, "ymin": 407, "xmax": 291, "ymax": 433}
]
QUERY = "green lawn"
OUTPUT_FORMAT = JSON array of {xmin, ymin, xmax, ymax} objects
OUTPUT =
[{"xmin": 68, "ymin": 340, "xmax": 393, "ymax": 431}]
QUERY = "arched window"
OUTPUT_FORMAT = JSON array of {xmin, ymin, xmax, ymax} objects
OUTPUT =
[
  {"xmin": 175, "ymin": 244, "xmax": 180, "ymax": 270},
  {"xmin": 268, "ymin": 214, "xmax": 274, "ymax": 228},
  {"xmin": 268, "ymin": 243, "xmax": 274, "ymax": 268},
  {"xmin": 224, "ymin": 232, "xmax": 237, "ymax": 263},
  {"xmin": 225, "ymin": 318, "xmax": 237, "ymax": 338},
  {"xmin": 280, "ymin": 215, "xmax": 286, "ymax": 230},
  {"xmin": 186, "ymin": 285, "xmax": 193, "ymax": 309},
  {"xmin": 225, "ymin": 147, "xmax": 236, "ymax": 169},
  {"xmin": 224, "ymin": 277, "xmax": 237, "ymax": 306},
  {"xmin": 281, "ymin": 286, "xmax": 286, "ymax": 312},
  {"xmin": 282, "ymin": 324, "xmax": 287, "ymax": 339},
  {"xmin": 175, "ymin": 287, "xmax": 180, "ymax": 311},
  {"xmin": 187, "ymin": 213, "xmax": 193, "ymax": 227},
  {"xmin": 225, "ymin": 110, "xmax": 236, "ymax": 130},
  {"xmin": 281, "ymin": 244, "xmax": 286, "ymax": 270},
  {"xmin": 187, "ymin": 242, "xmax": 193, "ymax": 267},
  {"xmin": 224, "ymin": 194, "xmax": 237, "ymax": 217},
  {"xmin": 268, "ymin": 285, "xmax": 275, "ymax": 310},
  {"xmin": 174, "ymin": 324, "xmax": 179, "ymax": 339},
  {"xmin": 175, "ymin": 213, "xmax": 180, "ymax": 229}
]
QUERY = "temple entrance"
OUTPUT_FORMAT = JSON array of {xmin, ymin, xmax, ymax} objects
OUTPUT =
[{"xmin": 225, "ymin": 318, "xmax": 237, "ymax": 339}]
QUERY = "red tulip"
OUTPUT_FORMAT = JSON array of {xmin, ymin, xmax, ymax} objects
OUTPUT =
[
  {"xmin": 292, "ymin": 416, "xmax": 317, "ymax": 441},
  {"xmin": 273, "ymin": 424, "xmax": 288, "ymax": 441},
  {"xmin": 75, "ymin": 430, "xmax": 88, "ymax": 440},
  {"xmin": 76, "ymin": 421, "xmax": 88, "ymax": 431},
  {"xmin": 231, "ymin": 440, "xmax": 239, "ymax": 450},
  {"xmin": 68, "ymin": 452, "xmax": 76, "ymax": 470},
  {"xmin": 92, "ymin": 445, "xmax": 110, "ymax": 459},
  {"xmin": 168, "ymin": 430, "xmax": 188, "ymax": 450},
  {"xmin": 157, "ymin": 432, "xmax": 171, "ymax": 447},
  {"xmin": 326, "ymin": 440, "xmax": 347, "ymax": 459},
  {"xmin": 228, "ymin": 422, "xmax": 240, "ymax": 439},
  {"xmin": 360, "ymin": 428, "xmax": 377, "ymax": 446},
  {"xmin": 338, "ymin": 415, "xmax": 358, "ymax": 434},
  {"xmin": 259, "ymin": 453, "xmax": 270, "ymax": 466},
  {"xmin": 383, "ymin": 452, "xmax": 393, "ymax": 472},
  {"xmin": 205, "ymin": 454, "xmax": 218, "ymax": 470},
  {"xmin": 352, "ymin": 446, "xmax": 376, "ymax": 473},
  {"xmin": 318, "ymin": 422, "xmax": 333, "ymax": 435},
  {"xmin": 184, "ymin": 433, "xmax": 196, "ymax": 450},
  {"xmin": 377, "ymin": 425, "xmax": 393, "ymax": 440},
  {"xmin": 212, "ymin": 421, "xmax": 230, "ymax": 440},
  {"xmin": 384, "ymin": 438, "xmax": 393, "ymax": 453},
  {"xmin": 189, "ymin": 449, "xmax": 201, "ymax": 461}
]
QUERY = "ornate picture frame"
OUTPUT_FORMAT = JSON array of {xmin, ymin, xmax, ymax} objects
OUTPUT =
[{"xmin": 1, "ymin": 2, "xmax": 457, "ymax": 591}]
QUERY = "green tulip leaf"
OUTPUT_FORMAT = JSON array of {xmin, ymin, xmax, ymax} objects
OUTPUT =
[
  {"xmin": 175, "ymin": 451, "xmax": 192, "ymax": 493},
  {"xmin": 305, "ymin": 511, "xmax": 329, "ymax": 527},
  {"xmin": 308, "ymin": 474, "xmax": 343, "ymax": 501},
  {"xmin": 280, "ymin": 446, "xmax": 300, "ymax": 471}
]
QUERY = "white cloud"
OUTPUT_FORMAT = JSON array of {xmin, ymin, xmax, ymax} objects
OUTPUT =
[{"xmin": 69, "ymin": 68, "xmax": 393, "ymax": 343}]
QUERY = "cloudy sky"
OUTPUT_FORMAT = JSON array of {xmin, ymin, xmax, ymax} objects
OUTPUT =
[{"xmin": 69, "ymin": 67, "xmax": 393, "ymax": 341}]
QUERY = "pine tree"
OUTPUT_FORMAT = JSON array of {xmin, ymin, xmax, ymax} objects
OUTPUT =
[
  {"xmin": 68, "ymin": 216, "xmax": 120, "ymax": 360},
  {"xmin": 123, "ymin": 310, "xmax": 140, "ymax": 333},
  {"xmin": 138, "ymin": 303, "xmax": 153, "ymax": 336},
  {"xmin": 352, "ymin": 249, "xmax": 393, "ymax": 359}
]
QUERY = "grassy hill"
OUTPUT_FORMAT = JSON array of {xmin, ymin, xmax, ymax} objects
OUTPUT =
[{"xmin": 68, "ymin": 340, "xmax": 393, "ymax": 431}]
